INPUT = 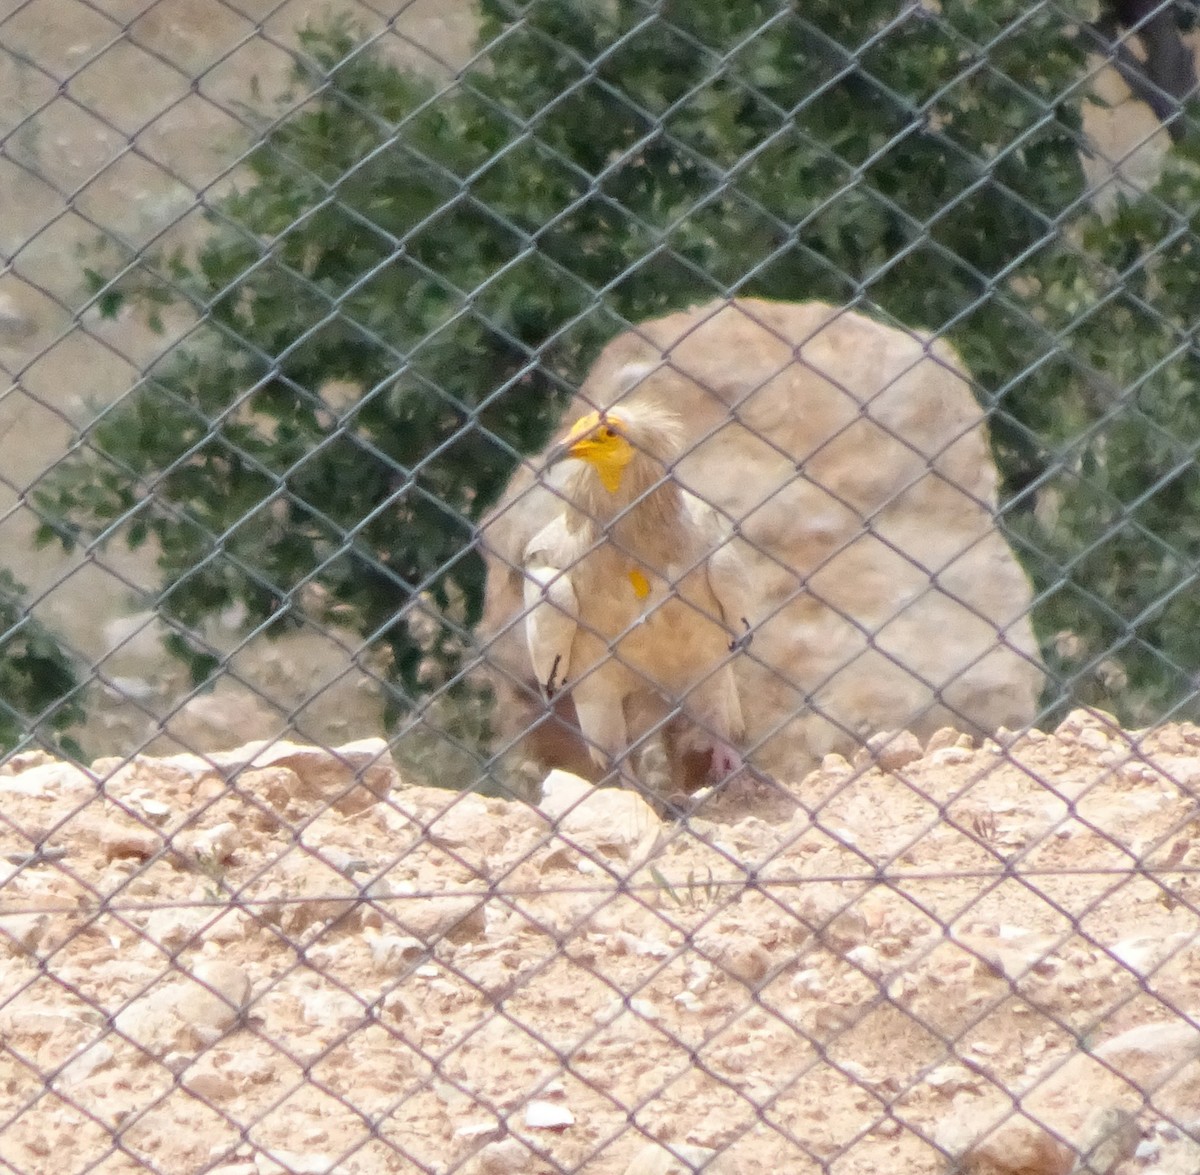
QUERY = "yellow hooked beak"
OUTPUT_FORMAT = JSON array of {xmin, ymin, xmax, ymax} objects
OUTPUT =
[{"xmin": 547, "ymin": 411, "xmax": 634, "ymax": 493}]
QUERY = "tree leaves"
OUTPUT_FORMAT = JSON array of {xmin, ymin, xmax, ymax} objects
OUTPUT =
[{"xmin": 0, "ymin": 572, "xmax": 83, "ymax": 755}]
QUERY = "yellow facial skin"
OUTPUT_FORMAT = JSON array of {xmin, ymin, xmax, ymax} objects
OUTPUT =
[{"xmin": 561, "ymin": 411, "xmax": 635, "ymax": 493}]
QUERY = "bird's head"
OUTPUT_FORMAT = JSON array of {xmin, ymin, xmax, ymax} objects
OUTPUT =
[{"xmin": 547, "ymin": 405, "xmax": 680, "ymax": 495}]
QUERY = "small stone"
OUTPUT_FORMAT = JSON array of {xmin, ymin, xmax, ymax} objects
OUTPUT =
[
  {"xmin": 930, "ymin": 745, "xmax": 973, "ymax": 767},
  {"xmin": 845, "ymin": 944, "xmax": 883, "ymax": 976},
  {"xmin": 59, "ymin": 1041, "xmax": 114, "ymax": 1084},
  {"xmin": 539, "ymin": 769, "xmax": 662, "ymax": 862},
  {"xmin": 1, "ymin": 761, "xmax": 94, "ymax": 796},
  {"xmin": 0, "ymin": 913, "xmax": 50, "ymax": 954},
  {"xmin": 1055, "ymin": 708, "xmax": 1119, "ymax": 743},
  {"xmin": 185, "ymin": 1069, "xmax": 237, "ymax": 1101},
  {"xmin": 299, "ymin": 988, "xmax": 363, "ymax": 1029},
  {"xmin": 1134, "ymin": 1138, "xmax": 1160, "ymax": 1162},
  {"xmin": 235, "ymin": 767, "xmax": 302, "ymax": 813},
  {"xmin": 1093, "ymin": 1017, "xmax": 1200, "ymax": 1067},
  {"xmin": 925, "ymin": 1064, "xmax": 982, "ymax": 1094},
  {"xmin": 936, "ymin": 1108, "xmax": 1074, "ymax": 1175},
  {"xmin": 368, "ymin": 934, "xmax": 427, "ymax": 972},
  {"xmin": 178, "ymin": 822, "xmax": 239, "ymax": 863},
  {"xmin": 924, "ymin": 727, "xmax": 964, "ymax": 753},
  {"xmin": 142, "ymin": 909, "xmax": 210, "ymax": 951},
  {"xmin": 1108, "ymin": 931, "xmax": 1191, "ymax": 978},
  {"xmin": 192, "ymin": 959, "xmax": 251, "ymax": 1008},
  {"xmin": 320, "ymin": 847, "xmax": 371, "ymax": 876},
  {"xmin": 820, "ymin": 753, "xmax": 852, "ymax": 776},
  {"xmin": 857, "ymin": 730, "xmax": 922, "ymax": 771},
  {"xmin": 1077, "ymin": 1108, "xmax": 1139, "ymax": 1175},
  {"xmin": 132, "ymin": 796, "xmax": 172, "ymax": 822},
  {"xmin": 470, "ymin": 1138, "xmax": 528, "ymax": 1174},
  {"xmin": 791, "ymin": 969, "xmax": 824, "ymax": 997},
  {"xmin": 874, "ymin": 729, "xmax": 923, "ymax": 770},
  {"xmin": 0, "ymin": 749, "xmax": 54, "ymax": 775},
  {"xmin": 205, "ymin": 911, "xmax": 249, "ymax": 944},
  {"xmin": 381, "ymin": 895, "xmax": 487, "ymax": 945},
  {"xmin": 176, "ymin": 960, "xmax": 251, "ymax": 1045},
  {"xmin": 425, "ymin": 794, "xmax": 496, "ymax": 848},
  {"xmin": 687, "ymin": 960, "xmax": 714, "ymax": 994},
  {"xmin": 523, "ymin": 1099, "xmax": 574, "ymax": 1130},
  {"xmin": 114, "ymin": 992, "xmax": 181, "ymax": 1057},
  {"xmin": 697, "ymin": 931, "xmax": 772, "ymax": 986},
  {"xmin": 98, "ymin": 820, "xmax": 163, "ymax": 861}
]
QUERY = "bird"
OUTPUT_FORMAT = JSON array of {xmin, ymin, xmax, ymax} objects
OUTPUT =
[{"xmin": 518, "ymin": 400, "xmax": 753, "ymax": 792}]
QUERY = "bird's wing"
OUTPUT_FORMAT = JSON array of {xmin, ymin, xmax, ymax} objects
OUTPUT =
[
  {"xmin": 684, "ymin": 495, "xmax": 754, "ymax": 648},
  {"xmin": 522, "ymin": 525, "xmax": 580, "ymax": 698}
]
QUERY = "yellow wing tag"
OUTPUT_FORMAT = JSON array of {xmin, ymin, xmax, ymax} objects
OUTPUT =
[{"xmin": 628, "ymin": 569, "xmax": 651, "ymax": 599}]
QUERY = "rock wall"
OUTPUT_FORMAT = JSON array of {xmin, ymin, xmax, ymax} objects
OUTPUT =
[{"xmin": 479, "ymin": 298, "xmax": 1044, "ymax": 784}]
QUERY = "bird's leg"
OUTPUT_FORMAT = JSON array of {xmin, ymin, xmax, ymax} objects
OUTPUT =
[
  {"xmin": 572, "ymin": 685, "xmax": 638, "ymax": 788},
  {"xmin": 675, "ymin": 670, "xmax": 746, "ymax": 780}
]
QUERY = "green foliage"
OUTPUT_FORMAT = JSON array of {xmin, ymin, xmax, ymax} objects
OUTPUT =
[
  {"xmin": 31, "ymin": 0, "xmax": 1200, "ymax": 728},
  {"xmin": 1001, "ymin": 141, "xmax": 1200, "ymax": 725},
  {"xmin": 0, "ymin": 572, "xmax": 84, "ymax": 757}
]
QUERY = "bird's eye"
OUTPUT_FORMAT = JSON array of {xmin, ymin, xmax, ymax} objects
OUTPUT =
[{"xmin": 599, "ymin": 427, "xmax": 614, "ymax": 440}]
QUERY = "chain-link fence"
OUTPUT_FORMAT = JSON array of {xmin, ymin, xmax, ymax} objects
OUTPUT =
[{"xmin": 5, "ymin": 1, "xmax": 1200, "ymax": 1172}]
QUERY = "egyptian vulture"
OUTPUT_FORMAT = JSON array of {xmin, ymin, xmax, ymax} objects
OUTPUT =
[{"xmin": 520, "ymin": 401, "xmax": 753, "ymax": 788}]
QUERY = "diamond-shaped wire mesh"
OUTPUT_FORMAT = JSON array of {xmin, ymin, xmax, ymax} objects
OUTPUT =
[{"xmin": 5, "ymin": 1, "xmax": 1200, "ymax": 1172}]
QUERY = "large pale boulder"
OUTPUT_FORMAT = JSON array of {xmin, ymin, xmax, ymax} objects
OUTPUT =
[{"xmin": 478, "ymin": 298, "xmax": 1042, "ymax": 784}]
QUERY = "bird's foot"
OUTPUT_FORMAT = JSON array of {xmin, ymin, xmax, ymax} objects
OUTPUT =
[
  {"xmin": 723, "ymin": 763, "xmax": 800, "ymax": 814},
  {"xmin": 708, "ymin": 739, "xmax": 743, "ymax": 785},
  {"xmin": 662, "ymin": 758, "xmax": 798, "ymax": 821}
]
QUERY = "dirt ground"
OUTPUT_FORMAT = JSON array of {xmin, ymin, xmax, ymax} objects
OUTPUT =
[{"xmin": 2, "ymin": 709, "xmax": 1200, "ymax": 1175}]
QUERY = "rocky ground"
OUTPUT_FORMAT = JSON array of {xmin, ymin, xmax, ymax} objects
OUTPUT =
[{"xmin": 3, "ymin": 709, "xmax": 1200, "ymax": 1175}]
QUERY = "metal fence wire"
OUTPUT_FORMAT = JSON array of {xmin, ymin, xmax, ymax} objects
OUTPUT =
[{"xmin": 5, "ymin": 0, "xmax": 1200, "ymax": 1172}]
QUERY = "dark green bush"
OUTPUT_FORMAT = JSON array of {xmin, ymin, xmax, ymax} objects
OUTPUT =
[
  {"xmin": 0, "ymin": 571, "xmax": 83, "ymax": 756},
  {"xmin": 1002, "ymin": 142, "xmax": 1200, "ymax": 725},
  {"xmin": 32, "ymin": 0, "xmax": 1200, "ymax": 728}
]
